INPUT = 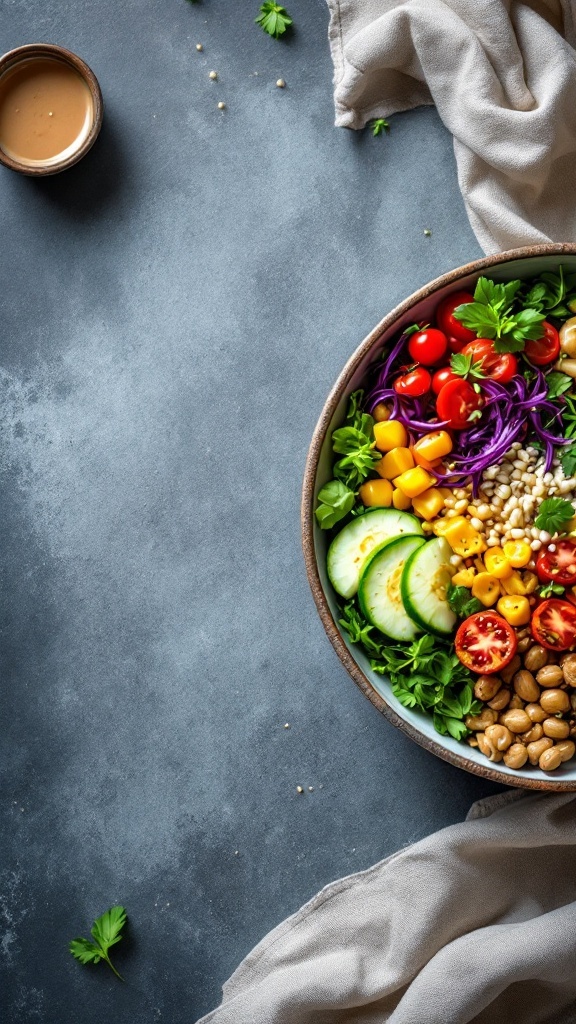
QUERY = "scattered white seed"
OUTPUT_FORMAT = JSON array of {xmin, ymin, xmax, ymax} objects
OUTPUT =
[
  {"xmin": 217, "ymin": 101, "xmax": 226, "ymax": 110},
  {"xmin": 196, "ymin": 43, "xmax": 203, "ymax": 51},
  {"xmin": 276, "ymin": 78, "xmax": 286, "ymax": 88},
  {"xmin": 296, "ymin": 785, "xmax": 304, "ymax": 794},
  {"xmin": 209, "ymin": 71, "xmax": 218, "ymax": 80}
]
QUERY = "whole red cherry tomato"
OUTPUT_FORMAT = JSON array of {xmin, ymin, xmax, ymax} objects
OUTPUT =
[
  {"xmin": 407, "ymin": 328, "xmax": 448, "ymax": 366},
  {"xmin": 524, "ymin": 321, "xmax": 560, "ymax": 366},
  {"xmin": 460, "ymin": 339, "xmax": 517, "ymax": 384},
  {"xmin": 432, "ymin": 366, "xmax": 458, "ymax": 395},
  {"xmin": 393, "ymin": 366, "xmax": 432, "ymax": 398},
  {"xmin": 435, "ymin": 290, "xmax": 476, "ymax": 344},
  {"xmin": 447, "ymin": 335, "xmax": 467, "ymax": 354},
  {"xmin": 436, "ymin": 378, "xmax": 483, "ymax": 429}
]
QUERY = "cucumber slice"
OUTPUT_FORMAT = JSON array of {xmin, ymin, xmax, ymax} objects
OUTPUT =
[
  {"xmin": 401, "ymin": 536, "xmax": 457, "ymax": 637},
  {"xmin": 358, "ymin": 535, "xmax": 426, "ymax": 641},
  {"xmin": 327, "ymin": 509, "xmax": 424, "ymax": 599}
]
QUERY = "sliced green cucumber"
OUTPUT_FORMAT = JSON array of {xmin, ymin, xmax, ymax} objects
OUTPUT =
[
  {"xmin": 358, "ymin": 535, "xmax": 426, "ymax": 641},
  {"xmin": 327, "ymin": 508, "xmax": 424, "ymax": 599},
  {"xmin": 401, "ymin": 536, "xmax": 457, "ymax": 637}
]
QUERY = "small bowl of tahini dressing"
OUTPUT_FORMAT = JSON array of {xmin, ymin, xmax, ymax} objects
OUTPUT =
[{"xmin": 0, "ymin": 43, "xmax": 103, "ymax": 175}]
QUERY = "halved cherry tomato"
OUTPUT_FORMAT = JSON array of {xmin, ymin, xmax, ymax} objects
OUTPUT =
[
  {"xmin": 407, "ymin": 328, "xmax": 448, "ymax": 366},
  {"xmin": 435, "ymin": 290, "xmax": 476, "ymax": 344},
  {"xmin": 531, "ymin": 598, "xmax": 576, "ymax": 651},
  {"xmin": 393, "ymin": 366, "xmax": 432, "ymax": 398},
  {"xmin": 432, "ymin": 366, "xmax": 458, "ymax": 395},
  {"xmin": 436, "ymin": 378, "xmax": 483, "ymax": 430},
  {"xmin": 537, "ymin": 539, "xmax": 576, "ymax": 586},
  {"xmin": 460, "ymin": 339, "xmax": 517, "ymax": 384},
  {"xmin": 524, "ymin": 321, "xmax": 560, "ymax": 366},
  {"xmin": 455, "ymin": 611, "xmax": 518, "ymax": 674}
]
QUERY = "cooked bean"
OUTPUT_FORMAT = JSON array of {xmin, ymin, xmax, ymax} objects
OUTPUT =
[
  {"xmin": 540, "ymin": 689, "xmax": 571, "ymax": 714},
  {"xmin": 474, "ymin": 675, "xmax": 502, "ymax": 702},
  {"xmin": 485, "ymin": 724, "xmax": 513, "ymax": 751},
  {"xmin": 477, "ymin": 732, "xmax": 503, "ymax": 762},
  {"xmin": 527, "ymin": 736, "xmax": 553, "ymax": 765},
  {"xmin": 526, "ymin": 703, "xmax": 547, "ymax": 723},
  {"xmin": 520, "ymin": 723, "xmax": 543, "ymax": 744},
  {"xmin": 487, "ymin": 687, "xmax": 511, "ymax": 711},
  {"xmin": 500, "ymin": 709, "xmax": 532, "ymax": 733},
  {"xmin": 513, "ymin": 670, "xmax": 540, "ymax": 703},
  {"xmin": 542, "ymin": 718, "xmax": 570, "ymax": 740},
  {"xmin": 465, "ymin": 708, "xmax": 497, "ymax": 731},
  {"xmin": 508, "ymin": 694, "xmax": 525, "ymax": 710},
  {"xmin": 467, "ymin": 735, "xmax": 479, "ymax": 748},
  {"xmin": 523, "ymin": 645, "xmax": 548, "ymax": 672},
  {"xmin": 560, "ymin": 654, "xmax": 576, "ymax": 687},
  {"xmin": 503, "ymin": 743, "xmax": 528, "ymax": 769},
  {"xmin": 555, "ymin": 740, "xmax": 576, "ymax": 762},
  {"xmin": 571, "ymin": 694, "xmax": 576, "ymax": 713},
  {"xmin": 539, "ymin": 746, "xmax": 563, "ymax": 771},
  {"xmin": 500, "ymin": 655, "xmax": 522, "ymax": 685},
  {"xmin": 536, "ymin": 665, "xmax": 564, "ymax": 687},
  {"xmin": 517, "ymin": 636, "xmax": 532, "ymax": 654}
]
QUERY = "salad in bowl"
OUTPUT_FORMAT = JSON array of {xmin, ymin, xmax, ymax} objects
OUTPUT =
[{"xmin": 303, "ymin": 248, "xmax": 576, "ymax": 789}]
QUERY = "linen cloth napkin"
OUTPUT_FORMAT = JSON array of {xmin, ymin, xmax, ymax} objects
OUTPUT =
[
  {"xmin": 327, "ymin": 0, "xmax": 576, "ymax": 253},
  {"xmin": 198, "ymin": 791, "xmax": 576, "ymax": 1023}
]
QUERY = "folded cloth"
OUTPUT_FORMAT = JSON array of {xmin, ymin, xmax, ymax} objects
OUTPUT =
[
  {"xmin": 197, "ymin": 791, "xmax": 576, "ymax": 1024},
  {"xmin": 326, "ymin": 0, "xmax": 576, "ymax": 254}
]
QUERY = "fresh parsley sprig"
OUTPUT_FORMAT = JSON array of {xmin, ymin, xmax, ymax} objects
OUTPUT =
[
  {"xmin": 69, "ymin": 906, "xmax": 127, "ymax": 980},
  {"xmin": 369, "ymin": 118, "xmax": 390, "ymax": 137},
  {"xmin": 453, "ymin": 277, "xmax": 546, "ymax": 354},
  {"xmin": 255, "ymin": 2, "xmax": 293, "ymax": 38},
  {"xmin": 538, "ymin": 581, "xmax": 566, "ymax": 598},
  {"xmin": 315, "ymin": 480, "xmax": 355, "ymax": 529},
  {"xmin": 546, "ymin": 371, "xmax": 573, "ymax": 401},
  {"xmin": 522, "ymin": 266, "xmax": 576, "ymax": 320},
  {"xmin": 534, "ymin": 498, "xmax": 575, "ymax": 534},
  {"xmin": 450, "ymin": 353, "xmax": 486, "ymax": 382},
  {"xmin": 447, "ymin": 584, "xmax": 483, "ymax": 619}
]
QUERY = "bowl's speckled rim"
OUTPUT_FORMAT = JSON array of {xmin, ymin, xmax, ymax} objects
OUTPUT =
[{"xmin": 302, "ymin": 243, "xmax": 576, "ymax": 793}]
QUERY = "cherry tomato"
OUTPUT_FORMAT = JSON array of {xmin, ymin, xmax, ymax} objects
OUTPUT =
[
  {"xmin": 393, "ymin": 366, "xmax": 432, "ymax": 398},
  {"xmin": 536, "ymin": 539, "xmax": 576, "ymax": 586},
  {"xmin": 524, "ymin": 321, "xmax": 560, "ymax": 366},
  {"xmin": 447, "ymin": 335, "xmax": 467, "ymax": 354},
  {"xmin": 432, "ymin": 366, "xmax": 458, "ymax": 395},
  {"xmin": 531, "ymin": 599, "xmax": 576, "ymax": 651},
  {"xmin": 435, "ymin": 378, "xmax": 483, "ymax": 430},
  {"xmin": 460, "ymin": 339, "xmax": 517, "ymax": 384},
  {"xmin": 407, "ymin": 328, "xmax": 448, "ymax": 366},
  {"xmin": 435, "ymin": 290, "xmax": 476, "ymax": 344},
  {"xmin": 455, "ymin": 611, "xmax": 518, "ymax": 674}
]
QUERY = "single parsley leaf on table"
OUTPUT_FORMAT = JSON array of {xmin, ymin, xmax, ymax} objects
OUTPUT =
[
  {"xmin": 255, "ymin": 2, "xmax": 293, "ymax": 38},
  {"xmin": 69, "ymin": 906, "xmax": 127, "ymax": 981},
  {"xmin": 369, "ymin": 118, "xmax": 390, "ymax": 137},
  {"xmin": 452, "ymin": 276, "xmax": 545, "ymax": 354},
  {"xmin": 534, "ymin": 497, "xmax": 575, "ymax": 534}
]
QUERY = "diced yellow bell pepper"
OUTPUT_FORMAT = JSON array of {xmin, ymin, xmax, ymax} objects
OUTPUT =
[
  {"xmin": 484, "ymin": 548, "xmax": 513, "ymax": 580},
  {"xmin": 392, "ymin": 487, "xmax": 412, "ymax": 511},
  {"xmin": 358, "ymin": 478, "xmax": 393, "ymax": 507},
  {"xmin": 442, "ymin": 517, "xmax": 486, "ymax": 557},
  {"xmin": 497, "ymin": 595, "xmax": 531, "ymax": 626},
  {"xmin": 451, "ymin": 567, "xmax": 476, "ymax": 587},
  {"xmin": 413, "ymin": 430, "xmax": 453, "ymax": 463},
  {"xmin": 410, "ymin": 448, "xmax": 442, "ymax": 472},
  {"xmin": 372, "ymin": 402, "xmax": 392, "ymax": 423},
  {"xmin": 432, "ymin": 515, "xmax": 464, "ymax": 537},
  {"xmin": 373, "ymin": 420, "xmax": 408, "ymax": 452},
  {"xmin": 502, "ymin": 540, "xmax": 532, "ymax": 568},
  {"xmin": 499, "ymin": 570, "xmax": 527, "ymax": 596},
  {"xmin": 379, "ymin": 447, "xmax": 414, "ymax": 479},
  {"xmin": 411, "ymin": 487, "xmax": 446, "ymax": 521},
  {"xmin": 471, "ymin": 572, "xmax": 500, "ymax": 607},
  {"xmin": 393, "ymin": 466, "xmax": 435, "ymax": 498}
]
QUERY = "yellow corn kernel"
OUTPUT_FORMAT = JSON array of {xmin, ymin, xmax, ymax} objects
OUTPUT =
[
  {"xmin": 500, "ymin": 570, "xmax": 527, "ymax": 596},
  {"xmin": 438, "ymin": 487, "xmax": 453, "ymax": 500},
  {"xmin": 522, "ymin": 571, "xmax": 538, "ymax": 594},
  {"xmin": 393, "ymin": 466, "xmax": 435, "ymax": 498},
  {"xmin": 502, "ymin": 540, "xmax": 532, "ymax": 568},
  {"xmin": 411, "ymin": 487, "xmax": 445, "ymax": 521},
  {"xmin": 451, "ymin": 567, "xmax": 476, "ymax": 587},
  {"xmin": 497, "ymin": 595, "xmax": 531, "ymax": 626},
  {"xmin": 442, "ymin": 518, "xmax": 486, "ymax": 557},
  {"xmin": 373, "ymin": 419, "xmax": 408, "ymax": 452},
  {"xmin": 484, "ymin": 548, "xmax": 513, "ymax": 580},
  {"xmin": 392, "ymin": 487, "xmax": 412, "ymax": 511},
  {"xmin": 413, "ymin": 430, "xmax": 453, "ymax": 463},
  {"xmin": 432, "ymin": 515, "xmax": 465, "ymax": 537},
  {"xmin": 379, "ymin": 447, "xmax": 414, "ymax": 479},
  {"xmin": 471, "ymin": 572, "xmax": 500, "ymax": 607},
  {"xmin": 358, "ymin": 478, "xmax": 393, "ymax": 507},
  {"xmin": 372, "ymin": 402, "xmax": 391, "ymax": 423}
]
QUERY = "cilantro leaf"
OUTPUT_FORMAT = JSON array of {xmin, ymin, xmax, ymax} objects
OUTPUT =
[
  {"xmin": 546, "ymin": 371, "xmax": 573, "ymax": 400},
  {"xmin": 315, "ymin": 480, "xmax": 355, "ymax": 530},
  {"xmin": 369, "ymin": 118, "xmax": 389, "ymax": 137},
  {"xmin": 534, "ymin": 498, "xmax": 575, "ymax": 534},
  {"xmin": 255, "ymin": 2, "xmax": 292, "ymax": 38},
  {"xmin": 560, "ymin": 441, "xmax": 576, "ymax": 479},
  {"xmin": 450, "ymin": 353, "xmax": 485, "ymax": 380},
  {"xmin": 70, "ymin": 906, "xmax": 127, "ymax": 980},
  {"xmin": 538, "ymin": 581, "xmax": 566, "ymax": 598},
  {"xmin": 447, "ymin": 584, "xmax": 483, "ymax": 619}
]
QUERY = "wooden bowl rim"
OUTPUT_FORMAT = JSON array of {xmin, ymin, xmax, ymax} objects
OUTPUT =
[
  {"xmin": 302, "ymin": 242, "xmax": 576, "ymax": 792},
  {"xmin": 0, "ymin": 43, "xmax": 103, "ymax": 176}
]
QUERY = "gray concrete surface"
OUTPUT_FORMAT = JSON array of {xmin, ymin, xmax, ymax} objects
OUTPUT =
[{"xmin": 0, "ymin": 1, "xmax": 505, "ymax": 1021}]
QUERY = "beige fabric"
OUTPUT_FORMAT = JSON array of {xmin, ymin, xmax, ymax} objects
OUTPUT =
[
  {"xmin": 327, "ymin": 0, "xmax": 576, "ymax": 253},
  {"xmin": 198, "ymin": 792, "xmax": 576, "ymax": 1023}
]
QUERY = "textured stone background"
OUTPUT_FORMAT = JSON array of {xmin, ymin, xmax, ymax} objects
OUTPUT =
[{"xmin": 0, "ymin": 1, "xmax": 503, "ymax": 1021}]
